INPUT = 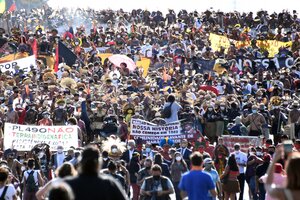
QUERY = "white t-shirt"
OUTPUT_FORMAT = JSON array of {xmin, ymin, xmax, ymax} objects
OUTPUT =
[
  {"xmin": 164, "ymin": 102, "xmax": 182, "ymax": 123},
  {"xmin": 23, "ymin": 170, "xmax": 39, "ymax": 186},
  {"xmin": 234, "ymin": 151, "xmax": 248, "ymax": 174},
  {"xmin": 0, "ymin": 184, "xmax": 16, "ymax": 200}
]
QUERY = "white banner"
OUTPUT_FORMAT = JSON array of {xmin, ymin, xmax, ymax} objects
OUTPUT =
[
  {"xmin": 0, "ymin": 55, "xmax": 36, "ymax": 74},
  {"xmin": 4, "ymin": 123, "xmax": 79, "ymax": 151},
  {"xmin": 130, "ymin": 118, "xmax": 199, "ymax": 143},
  {"xmin": 222, "ymin": 135, "xmax": 263, "ymax": 152}
]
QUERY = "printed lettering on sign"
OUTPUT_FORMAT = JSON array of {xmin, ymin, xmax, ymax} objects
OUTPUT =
[{"xmin": 4, "ymin": 123, "xmax": 78, "ymax": 151}]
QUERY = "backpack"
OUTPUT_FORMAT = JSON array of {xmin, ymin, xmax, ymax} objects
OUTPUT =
[
  {"xmin": 25, "ymin": 171, "xmax": 38, "ymax": 192},
  {"xmin": 0, "ymin": 186, "xmax": 8, "ymax": 200},
  {"xmin": 161, "ymin": 102, "xmax": 173, "ymax": 119}
]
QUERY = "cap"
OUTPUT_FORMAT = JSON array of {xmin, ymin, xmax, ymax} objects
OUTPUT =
[
  {"xmin": 203, "ymin": 158, "xmax": 213, "ymax": 165},
  {"xmin": 234, "ymin": 143, "xmax": 240, "ymax": 148}
]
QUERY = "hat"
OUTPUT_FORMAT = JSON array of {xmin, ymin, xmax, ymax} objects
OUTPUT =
[
  {"xmin": 292, "ymin": 101, "xmax": 299, "ymax": 107},
  {"xmin": 252, "ymin": 105, "xmax": 258, "ymax": 110},
  {"xmin": 56, "ymin": 99, "xmax": 65, "ymax": 105},
  {"xmin": 274, "ymin": 163, "xmax": 283, "ymax": 173},
  {"xmin": 234, "ymin": 143, "xmax": 240, "ymax": 148},
  {"xmin": 42, "ymin": 111, "xmax": 50, "ymax": 115},
  {"xmin": 203, "ymin": 158, "xmax": 213, "ymax": 165}
]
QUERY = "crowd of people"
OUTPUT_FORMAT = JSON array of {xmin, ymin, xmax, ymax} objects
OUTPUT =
[{"xmin": 0, "ymin": 4, "xmax": 299, "ymax": 200}]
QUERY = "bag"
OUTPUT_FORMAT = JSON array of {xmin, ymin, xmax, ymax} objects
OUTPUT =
[
  {"xmin": 161, "ymin": 102, "xmax": 173, "ymax": 118},
  {"xmin": 0, "ymin": 186, "xmax": 8, "ymax": 200},
  {"xmin": 25, "ymin": 171, "xmax": 38, "ymax": 192}
]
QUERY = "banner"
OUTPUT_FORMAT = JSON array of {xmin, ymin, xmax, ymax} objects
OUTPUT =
[
  {"xmin": 222, "ymin": 135, "xmax": 263, "ymax": 153},
  {"xmin": 4, "ymin": 123, "xmax": 79, "ymax": 151},
  {"xmin": 130, "ymin": 118, "xmax": 199, "ymax": 143},
  {"xmin": 209, "ymin": 33, "xmax": 293, "ymax": 57},
  {"xmin": 196, "ymin": 57, "xmax": 294, "ymax": 73},
  {"xmin": 0, "ymin": 55, "xmax": 36, "ymax": 74},
  {"xmin": 136, "ymin": 57, "xmax": 151, "ymax": 78},
  {"xmin": 209, "ymin": 33, "xmax": 231, "ymax": 53},
  {"xmin": 256, "ymin": 40, "xmax": 292, "ymax": 58}
]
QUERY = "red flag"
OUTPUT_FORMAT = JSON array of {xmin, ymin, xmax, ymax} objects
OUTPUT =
[
  {"xmin": 8, "ymin": 2, "xmax": 16, "ymax": 13},
  {"xmin": 54, "ymin": 44, "xmax": 59, "ymax": 72},
  {"xmin": 31, "ymin": 39, "xmax": 37, "ymax": 58}
]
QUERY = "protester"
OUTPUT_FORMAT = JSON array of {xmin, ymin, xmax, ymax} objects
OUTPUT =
[
  {"xmin": 179, "ymin": 152, "xmax": 217, "ymax": 200},
  {"xmin": 140, "ymin": 164, "xmax": 174, "ymax": 200},
  {"xmin": 47, "ymin": 183, "xmax": 74, "ymax": 200},
  {"xmin": 265, "ymin": 147, "xmax": 300, "ymax": 200},
  {"xmin": 203, "ymin": 158, "xmax": 222, "ymax": 200},
  {"xmin": 221, "ymin": 154, "xmax": 240, "ymax": 200},
  {"xmin": 36, "ymin": 162, "xmax": 77, "ymax": 200},
  {"xmin": 170, "ymin": 152, "xmax": 188, "ymax": 200},
  {"xmin": 0, "ymin": 167, "xmax": 17, "ymax": 200},
  {"xmin": 233, "ymin": 143, "xmax": 247, "ymax": 200},
  {"xmin": 0, "ymin": 4, "xmax": 300, "ymax": 200},
  {"xmin": 65, "ymin": 146, "xmax": 128, "ymax": 200}
]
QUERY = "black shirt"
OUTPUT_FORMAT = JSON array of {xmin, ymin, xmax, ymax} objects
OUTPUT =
[
  {"xmin": 256, "ymin": 162, "xmax": 270, "ymax": 178},
  {"xmin": 65, "ymin": 174, "xmax": 128, "ymax": 200}
]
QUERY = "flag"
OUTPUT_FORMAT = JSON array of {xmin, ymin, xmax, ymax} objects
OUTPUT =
[
  {"xmin": 0, "ymin": 0, "xmax": 16, "ymax": 14},
  {"xmin": 6, "ymin": 0, "xmax": 15, "ymax": 12},
  {"xmin": 54, "ymin": 45, "xmax": 59, "ymax": 72},
  {"xmin": 55, "ymin": 41, "xmax": 77, "ymax": 70},
  {"xmin": 0, "ymin": 0, "xmax": 5, "ymax": 13},
  {"xmin": 31, "ymin": 39, "xmax": 37, "ymax": 58}
]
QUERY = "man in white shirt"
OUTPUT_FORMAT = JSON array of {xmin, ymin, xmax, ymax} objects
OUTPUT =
[{"xmin": 233, "ymin": 143, "xmax": 247, "ymax": 200}]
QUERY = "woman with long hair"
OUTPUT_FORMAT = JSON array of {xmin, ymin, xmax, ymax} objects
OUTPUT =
[
  {"xmin": 265, "ymin": 147, "xmax": 300, "ymax": 200},
  {"xmin": 36, "ymin": 162, "xmax": 77, "ymax": 200},
  {"xmin": 170, "ymin": 152, "xmax": 188, "ymax": 200},
  {"xmin": 221, "ymin": 154, "xmax": 240, "ymax": 200}
]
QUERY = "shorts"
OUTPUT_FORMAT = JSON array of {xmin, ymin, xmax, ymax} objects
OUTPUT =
[{"xmin": 222, "ymin": 180, "xmax": 240, "ymax": 193}]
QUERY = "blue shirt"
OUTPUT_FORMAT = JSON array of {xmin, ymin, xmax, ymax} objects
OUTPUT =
[{"xmin": 179, "ymin": 170, "xmax": 215, "ymax": 200}]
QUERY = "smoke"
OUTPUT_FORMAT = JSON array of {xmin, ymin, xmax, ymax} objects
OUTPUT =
[{"xmin": 47, "ymin": 0, "xmax": 299, "ymax": 14}]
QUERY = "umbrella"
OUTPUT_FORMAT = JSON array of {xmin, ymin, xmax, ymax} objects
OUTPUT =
[
  {"xmin": 199, "ymin": 85, "xmax": 219, "ymax": 96},
  {"xmin": 106, "ymin": 41, "xmax": 116, "ymax": 46},
  {"xmin": 108, "ymin": 54, "xmax": 136, "ymax": 71}
]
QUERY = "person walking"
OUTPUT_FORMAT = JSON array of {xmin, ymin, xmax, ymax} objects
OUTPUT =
[
  {"xmin": 178, "ymin": 152, "xmax": 217, "ymax": 200},
  {"xmin": 221, "ymin": 154, "xmax": 240, "ymax": 200},
  {"xmin": 65, "ymin": 146, "xmax": 128, "ymax": 200},
  {"xmin": 170, "ymin": 152, "xmax": 188, "ymax": 200}
]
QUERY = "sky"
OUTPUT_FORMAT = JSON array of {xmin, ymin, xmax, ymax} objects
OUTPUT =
[{"xmin": 47, "ymin": 0, "xmax": 299, "ymax": 14}]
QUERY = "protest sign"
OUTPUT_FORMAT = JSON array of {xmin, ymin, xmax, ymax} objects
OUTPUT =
[
  {"xmin": 130, "ymin": 118, "xmax": 199, "ymax": 143},
  {"xmin": 136, "ymin": 57, "xmax": 151, "ymax": 77},
  {"xmin": 222, "ymin": 135, "xmax": 263, "ymax": 152},
  {"xmin": 196, "ymin": 57, "xmax": 294, "ymax": 73},
  {"xmin": 4, "ymin": 123, "xmax": 79, "ymax": 151},
  {"xmin": 0, "ymin": 55, "xmax": 36, "ymax": 74},
  {"xmin": 209, "ymin": 33, "xmax": 292, "ymax": 57},
  {"xmin": 209, "ymin": 33, "xmax": 231, "ymax": 52}
]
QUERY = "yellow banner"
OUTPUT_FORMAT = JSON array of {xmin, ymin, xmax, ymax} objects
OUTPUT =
[
  {"xmin": 256, "ymin": 40, "xmax": 292, "ymax": 57},
  {"xmin": 209, "ymin": 33, "xmax": 231, "ymax": 52},
  {"xmin": 136, "ymin": 57, "xmax": 151, "ymax": 78},
  {"xmin": 97, "ymin": 53, "xmax": 112, "ymax": 64},
  {"xmin": 209, "ymin": 33, "xmax": 293, "ymax": 57}
]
